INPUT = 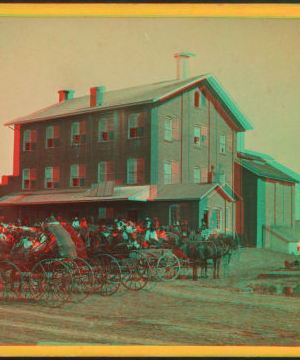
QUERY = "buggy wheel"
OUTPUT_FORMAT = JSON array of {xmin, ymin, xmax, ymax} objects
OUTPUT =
[
  {"xmin": 172, "ymin": 249, "xmax": 190, "ymax": 280},
  {"xmin": 30, "ymin": 259, "xmax": 73, "ymax": 308},
  {"xmin": 157, "ymin": 253, "xmax": 180, "ymax": 281},
  {"xmin": 85, "ymin": 258, "xmax": 104, "ymax": 293},
  {"xmin": 126, "ymin": 251, "xmax": 149, "ymax": 291},
  {"xmin": 95, "ymin": 254, "xmax": 121, "ymax": 296},
  {"xmin": 0, "ymin": 261, "xmax": 22, "ymax": 301},
  {"xmin": 113, "ymin": 255, "xmax": 131, "ymax": 295},
  {"xmin": 13, "ymin": 262, "xmax": 32, "ymax": 300}
]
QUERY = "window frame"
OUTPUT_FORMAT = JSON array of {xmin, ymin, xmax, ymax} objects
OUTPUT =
[
  {"xmin": 70, "ymin": 164, "xmax": 86, "ymax": 187},
  {"xmin": 46, "ymin": 125, "xmax": 60, "ymax": 149},
  {"xmin": 71, "ymin": 121, "xmax": 86, "ymax": 146},
  {"xmin": 98, "ymin": 116, "xmax": 115, "ymax": 142},
  {"xmin": 127, "ymin": 157, "xmax": 144, "ymax": 184},
  {"xmin": 22, "ymin": 168, "xmax": 37, "ymax": 190},
  {"xmin": 98, "ymin": 161, "xmax": 114, "ymax": 183},
  {"xmin": 128, "ymin": 113, "xmax": 145, "ymax": 140},
  {"xmin": 45, "ymin": 166, "xmax": 60, "ymax": 189},
  {"xmin": 23, "ymin": 129, "xmax": 37, "ymax": 152}
]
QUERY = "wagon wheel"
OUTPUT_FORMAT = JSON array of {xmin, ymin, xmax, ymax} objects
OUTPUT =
[
  {"xmin": 126, "ymin": 251, "xmax": 149, "ymax": 291},
  {"xmin": 13, "ymin": 262, "xmax": 32, "ymax": 300},
  {"xmin": 172, "ymin": 249, "xmax": 191, "ymax": 280},
  {"xmin": 85, "ymin": 258, "xmax": 104, "ymax": 293},
  {"xmin": 95, "ymin": 254, "xmax": 121, "ymax": 296},
  {"xmin": 157, "ymin": 253, "xmax": 181, "ymax": 281},
  {"xmin": 30, "ymin": 259, "xmax": 73, "ymax": 308},
  {"xmin": 61, "ymin": 259, "xmax": 89, "ymax": 303},
  {"xmin": 113, "ymin": 255, "xmax": 131, "ymax": 295},
  {"xmin": 142, "ymin": 251, "xmax": 159, "ymax": 280},
  {"xmin": 0, "ymin": 261, "xmax": 22, "ymax": 302}
]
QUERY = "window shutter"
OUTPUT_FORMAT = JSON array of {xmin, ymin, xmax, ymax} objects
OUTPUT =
[
  {"xmin": 201, "ymin": 167, "xmax": 208, "ymax": 183},
  {"xmin": 71, "ymin": 164, "xmax": 78, "ymax": 177},
  {"xmin": 30, "ymin": 130, "xmax": 37, "ymax": 143},
  {"xmin": 106, "ymin": 162, "xmax": 114, "ymax": 181},
  {"xmin": 24, "ymin": 130, "xmax": 30, "ymax": 142},
  {"xmin": 227, "ymin": 133, "xmax": 232, "ymax": 152},
  {"xmin": 172, "ymin": 162, "xmax": 179, "ymax": 184},
  {"xmin": 201, "ymin": 126, "xmax": 208, "ymax": 146},
  {"xmin": 138, "ymin": 113, "xmax": 145, "ymax": 127},
  {"xmin": 194, "ymin": 167, "xmax": 200, "ymax": 183},
  {"xmin": 201, "ymin": 90, "xmax": 207, "ymax": 107},
  {"xmin": 194, "ymin": 126, "xmax": 200, "ymax": 146},
  {"xmin": 137, "ymin": 158, "xmax": 144, "ymax": 183},
  {"xmin": 172, "ymin": 116, "xmax": 179, "ymax": 140},
  {"xmin": 45, "ymin": 167, "xmax": 52, "ymax": 180},
  {"xmin": 30, "ymin": 169, "xmax": 36, "ymax": 180},
  {"xmin": 54, "ymin": 125, "xmax": 60, "ymax": 139},
  {"xmin": 79, "ymin": 122, "xmax": 86, "ymax": 135},
  {"xmin": 79, "ymin": 164, "xmax": 86, "ymax": 177},
  {"xmin": 23, "ymin": 169, "xmax": 30, "ymax": 180},
  {"xmin": 98, "ymin": 162, "xmax": 105, "ymax": 183},
  {"xmin": 194, "ymin": 91, "xmax": 199, "ymax": 107},
  {"xmin": 53, "ymin": 167, "xmax": 59, "ymax": 181},
  {"xmin": 164, "ymin": 162, "xmax": 171, "ymax": 184},
  {"xmin": 165, "ymin": 117, "xmax": 172, "ymax": 141},
  {"xmin": 127, "ymin": 158, "xmax": 135, "ymax": 184},
  {"xmin": 46, "ymin": 126, "xmax": 54, "ymax": 140}
]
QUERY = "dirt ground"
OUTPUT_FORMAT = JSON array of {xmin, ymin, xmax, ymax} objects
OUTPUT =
[{"xmin": 0, "ymin": 248, "xmax": 300, "ymax": 347}]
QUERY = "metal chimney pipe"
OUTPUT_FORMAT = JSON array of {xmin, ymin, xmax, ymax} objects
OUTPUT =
[
  {"xmin": 174, "ymin": 52, "xmax": 195, "ymax": 79},
  {"xmin": 58, "ymin": 90, "xmax": 75, "ymax": 102}
]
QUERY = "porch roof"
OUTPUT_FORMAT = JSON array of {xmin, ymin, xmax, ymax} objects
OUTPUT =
[
  {"xmin": 0, "ymin": 185, "xmax": 151, "ymax": 206},
  {"xmin": 151, "ymin": 183, "xmax": 235, "ymax": 202}
]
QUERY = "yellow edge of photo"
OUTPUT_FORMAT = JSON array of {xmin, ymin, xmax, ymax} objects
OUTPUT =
[{"xmin": 0, "ymin": 4, "xmax": 299, "ymax": 18}]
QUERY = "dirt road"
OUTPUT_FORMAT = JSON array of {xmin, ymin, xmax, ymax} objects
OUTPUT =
[{"xmin": 0, "ymin": 248, "xmax": 299, "ymax": 346}]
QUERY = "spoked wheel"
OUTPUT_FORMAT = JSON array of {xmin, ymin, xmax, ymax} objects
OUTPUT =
[
  {"xmin": 125, "ymin": 251, "xmax": 149, "ymax": 291},
  {"xmin": 113, "ymin": 255, "xmax": 132, "ymax": 295},
  {"xmin": 231, "ymin": 245, "xmax": 241, "ymax": 266},
  {"xmin": 30, "ymin": 259, "xmax": 73, "ymax": 308},
  {"xmin": 172, "ymin": 249, "xmax": 190, "ymax": 280},
  {"xmin": 157, "ymin": 252, "xmax": 181, "ymax": 281},
  {"xmin": 96, "ymin": 254, "xmax": 121, "ymax": 296},
  {"xmin": 85, "ymin": 258, "xmax": 105, "ymax": 293},
  {"xmin": 13, "ymin": 262, "xmax": 32, "ymax": 301},
  {"xmin": 0, "ymin": 261, "xmax": 22, "ymax": 302}
]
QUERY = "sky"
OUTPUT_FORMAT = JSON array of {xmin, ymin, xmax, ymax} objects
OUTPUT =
[{"xmin": 0, "ymin": 16, "xmax": 299, "ymax": 207}]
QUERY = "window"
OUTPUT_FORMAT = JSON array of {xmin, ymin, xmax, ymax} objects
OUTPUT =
[
  {"xmin": 227, "ymin": 132, "xmax": 233, "ymax": 152},
  {"xmin": 71, "ymin": 122, "xmax": 86, "ymax": 145},
  {"xmin": 165, "ymin": 115, "xmax": 179, "ymax": 141},
  {"xmin": 98, "ymin": 161, "xmax": 114, "ymax": 183},
  {"xmin": 194, "ymin": 91, "xmax": 200, "ymax": 107},
  {"xmin": 220, "ymin": 134, "xmax": 226, "ymax": 154},
  {"xmin": 46, "ymin": 126, "xmax": 60, "ymax": 148},
  {"xmin": 127, "ymin": 158, "xmax": 144, "ymax": 184},
  {"xmin": 45, "ymin": 167, "xmax": 59, "ymax": 189},
  {"xmin": 22, "ymin": 169, "xmax": 36, "ymax": 190},
  {"xmin": 209, "ymin": 208, "xmax": 222, "ymax": 231},
  {"xmin": 193, "ymin": 126, "xmax": 201, "ymax": 147},
  {"xmin": 200, "ymin": 167, "xmax": 208, "ymax": 183},
  {"xmin": 70, "ymin": 164, "xmax": 86, "ymax": 187},
  {"xmin": 164, "ymin": 161, "xmax": 179, "ymax": 184},
  {"xmin": 128, "ymin": 113, "xmax": 145, "ymax": 139},
  {"xmin": 200, "ymin": 90, "xmax": 207, "ymax": 107},
  {"xmin": 23, "ymin": 130, "xmax": 37, "ymax": 151},
  {"xmin": 169, "ymin": 204, "xmax": 188, "ymax": 226},
  {"xmin": 165, "ymin": 117, "xmax": 172, "ymax": 141},
  {"xmin": 193, "ymin": 126, "xmax": 208, "ymax": 148},
  {"xmin": 226, "ymin": 207, "xmax": 230, "ymax": 230},
  {"xmin": 99, "ymin": 117, "xmax": 114, "ymax": 142},
  {"xmin": 216, "ymin": 209, "xmax": 221, "ymax": 230},
  {"xmin": 193, "ymin": 167, "xmax": 200, "ymax": 183},
  {"xmin": 99, "ymin": 207, "xmax": 114, "ymax": 220}
]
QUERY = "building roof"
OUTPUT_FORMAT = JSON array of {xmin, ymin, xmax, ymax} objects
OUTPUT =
[
  {"xmin": 0, "ymin": 185, "xmax": 151, "ymax": 205},
  {"xmin": 151, "ymin": 183, "xmax": 235, "ymax": 202},
  {"xmin": 5, "ymin": 74, "xmax": 253, "ymax": 131},
  {"xmin": 237, "ymin": 158, "xmax": 299, "ymax": 184}
]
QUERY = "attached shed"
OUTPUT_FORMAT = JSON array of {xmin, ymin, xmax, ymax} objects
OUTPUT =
[{"xmin": 234, "ymin": 151, "xmax": 299, "ymax": 247}]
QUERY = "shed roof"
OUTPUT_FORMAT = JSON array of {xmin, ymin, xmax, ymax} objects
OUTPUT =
[
  {"xmin": 237, "ymin": 158, "xmax": 299, "ymax": 184},
  {"xmin": 5, "ymin": 74, "xmax": 253, "ymax": 131}
]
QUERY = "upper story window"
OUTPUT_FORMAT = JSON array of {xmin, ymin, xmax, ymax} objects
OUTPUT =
[
  {"xmin": 70, "ymin": 164, "xmax": 86, "ymax": 187},
  {"xmin": 220, "ymin": 134, "xmax": 226, "ymax": 154},
  {"xmin": 23, "ymin": 130, "xmax": 37, "ymax": 151},
  {"xmin": 98, "ymin": 117, "xmax": 114, "ymax": 142},
  {"xmin": 71, "ymin": 121, "xmax": 86, "ymax": 146},
  {"xmin": 46, "ymin": 125, "xmax": 60, "ymax": 148},
  {"xmin": 165, "ymin": 115, "xmax": 179, "ymax": 141},
  {"xmin": 201, "ymin": 167, "xmax": 208, "ymax": 183},
  {"xmin": 22, "ymin": 169, "xmax": 36, "ymax": 190},
  {"xmin": 98, "ymin": 161, "xmax": 114, "ymax": 183},
  {"xmin": 45, "ymin": 167, "xmax": 59, "ymax": 189},
  {"xmin": 128, "ymin": 113, "xmax": 145, "ymax": 139},
  {"xmin": 164, "ymin": 161, "xmax": 179, "ymax": 185},
  {"xmin": 127, "ymin": 157, "xmax": 144, "ymax": 184},
  {"xmin": 227, "ymin": 132, "xmax": 233, "ymax": 152},
  {"xmin": 193, "ymin": 125, "xmax": 208, "ymax": 148},
  {"xmin": 194, "ymin": 89, "xmax": 207, "ymax": 108},
  {"xmin": 193, "ymin": 166, "xmax": 208, "ymax": 183}
]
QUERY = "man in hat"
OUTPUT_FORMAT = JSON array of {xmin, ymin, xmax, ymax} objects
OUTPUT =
[{"xmin": 72, "ymin": 217, "xmax": 80, "ymax": 229}]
